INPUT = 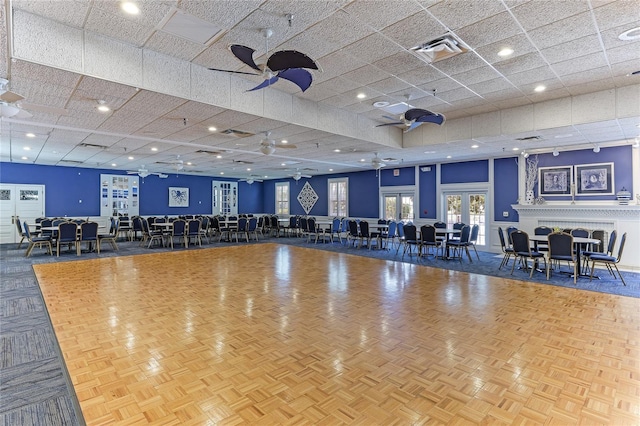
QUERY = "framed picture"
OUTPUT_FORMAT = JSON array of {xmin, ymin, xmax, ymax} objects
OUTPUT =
[
  {"xmin": 169, "ymin": 187, "xmax": 189, "ymax": 207},
  {"xmin": 538, "ymin": 166, "xmax": 572, "ymax": 196},
  {"xmin": 575, "ymin": 163, "xmax": 614, "ymax": 195}
]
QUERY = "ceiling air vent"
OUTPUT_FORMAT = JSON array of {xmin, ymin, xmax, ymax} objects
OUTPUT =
[
  {"xmin": 196, "ymin": 149, "xmax": 225, "ymax": 156},
  {"xmin": 220, "ymin": 129, "xmax": 254, "ymax": 138},
  {"xmin": 515, "ymin": 136, "xmax": 542, "ymax": 141},
  {"xmin": 411, "ymin": 33, "xmax": 469, "ymax": 63},
  {"xmin": 60, "ymin": 159, "xmax": 83, "ymax": 164},
  {"xmin": 77, "ymin": 143, "xmax": 107, "ymax": 149}
]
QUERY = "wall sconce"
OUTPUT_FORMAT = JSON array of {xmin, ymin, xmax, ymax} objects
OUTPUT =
[
  {"xmin": 552, "ymin": 148, "xmax": 559, "ymax": 157},
  {"xmin": 593, "ymin": 144, "xmax": 600, "ymax": 153}
]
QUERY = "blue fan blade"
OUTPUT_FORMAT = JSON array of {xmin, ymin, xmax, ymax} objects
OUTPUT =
[
  {"xmin": 229, "ymin": 45, "xmax": 260, "ymax": 71},
  {"xmin": 416, "ymin": 113, "xmax": 445, "ymax": 125},
  {"xmin": 277, "ymin": 68, "xmax": 313, "ymax": 92},
  {"xmin": 267, "ymin": 50, "xmax": 319, "ymax": 71},
  {"xmin": 247, "ymin": 76, "xmax": 279, "ymax": 92},
  {"xmin": 404, "ymin": 108, "xmax": 445, "ymax": 125}
]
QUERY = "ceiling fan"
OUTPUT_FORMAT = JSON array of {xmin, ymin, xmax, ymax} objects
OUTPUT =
[
  {"xmin": 260, "ymin": 131, "xmax": 297, "ymax": 155},
  {"xmin": 239, "ymin": 175, "xmax": 264, "ymax": 184},
  {"xmin": 0, "ymin": 78, "xmax": 31, "ymax": 118},
  {"xmin": 290, "ymin": 169, "xmax": 312, "ymax": 181},
  {"xmin": 376, "ymin": 108, "xmax": 445, "ymax": 133},
  {"xmin": 371, "ymin": 153, "xmax": 386, "ymax": 170},
  {"xmin": 208, "ymin": 28, "xmax": 319, "ymax": 92},
  {"xmin": 127, "ymin": 165, "xmax": 168, "ymax": 178}
]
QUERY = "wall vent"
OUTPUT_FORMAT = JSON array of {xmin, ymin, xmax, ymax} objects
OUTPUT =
[{"xmin": 411, "ymin": 33, "xmax": 469, "ymax": 63}]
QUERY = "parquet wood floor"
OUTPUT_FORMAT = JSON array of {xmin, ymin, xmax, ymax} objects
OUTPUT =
[{"xmin": 33, "ymin": 244, "xmax": 639, "ymax": 425}]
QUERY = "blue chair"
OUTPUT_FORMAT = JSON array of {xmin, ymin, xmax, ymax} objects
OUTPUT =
[
  {"xmin": 186, "ymin": 219, "xmax": 202, "ymax": 247},
  {"xmin": 77, "ymin": 221, "xmax": 99, "ymax": 255},
  {"xmin": 589, "ymin": 232, "xmax": 627, "ymax": 286},
  {"xmin": 56, "ymin": 222, "xmax": 78, "ymax": 256},
  {"xmin": 23, "ymin": 222, "xmax": 52, "ymax": 257}
]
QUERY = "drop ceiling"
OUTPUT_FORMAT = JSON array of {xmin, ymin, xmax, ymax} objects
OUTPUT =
[{"xmin": 1, "ymin": 0, "xmax": 639, "ymax": 180}]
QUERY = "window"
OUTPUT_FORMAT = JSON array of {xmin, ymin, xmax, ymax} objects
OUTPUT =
[
  {"xmin": 328, "ymin": 178, "xmax": 348, "ymax": 217},
  {"xmin": 275, "ymin": 182, "xmax": 289, "ymax": 215}
]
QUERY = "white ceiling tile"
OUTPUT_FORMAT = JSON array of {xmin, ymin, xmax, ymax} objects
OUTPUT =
[
  {"xmin": 494, "ymin": 52, "xmax": 549, "ymax": 76},
  {"xmin": 510, "ymin": 0, "xmax": 589, "ymax": 30},
  {"xmin": 552, "ymin": 53, "xmax": 609, "ymax": 77},
  {"xmin": 427, "ymin": 0, "xmax": 507, "ymax": 31},
  {"xmin": 431, "ymin": 52, "xmax": 488, "ymax": 76},
  {"xmin": 144, "ymin": 31, "xmax": 207, "ymax": 62},
  {"xmin": 455, "ymin": 12, "xmax": 522, "ymax": 49},
  {"xmin": 12, "ymin": 0, "xmax": 90, "ymax": 28},
  {"xmin": 85, "ymin": 7, "xmax": 154, "ymax": 48},
  {"xmin": 527, "ymin": 12, "xmax": 599, "ymax": 50},
  {"xmin": 381, "ymin": 11, "xmax": 447, "ymax": 48},
  {"xmin": 592, "ymin": 0, "xmax": 640, "ymax": 31},
  {"xmin": 341, "ymin": 0, "xmax": 423, "ymax": 30}
]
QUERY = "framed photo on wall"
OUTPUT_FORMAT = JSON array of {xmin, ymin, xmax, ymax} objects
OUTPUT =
[
  {"xmin": 169, "ymin": 187, "xmax": 189, "ymax": 207},
  {"xmin": 538, "ymin": 166, "xmax": 572, "ymax": 196},
  {"xmin": 575, "ymin": 163, "xmax": 614, "ymax": 195}
]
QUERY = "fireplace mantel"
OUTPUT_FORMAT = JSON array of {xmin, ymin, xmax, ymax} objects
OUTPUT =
[{"xmin": 512, "ymin": 204, "xmax": 640, "ymax": 219}]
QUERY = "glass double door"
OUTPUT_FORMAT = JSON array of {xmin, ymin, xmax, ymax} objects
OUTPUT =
[
  {"xmin": 383, "ymin": 193, "xmax": 414, "ymax": 222},
  {"xmin": 444, "ymin": 191, "xmax": 486, "ymax": 245}
]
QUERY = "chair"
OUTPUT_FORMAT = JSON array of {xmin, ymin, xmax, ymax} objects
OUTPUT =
[
  {"xmin": 359, "ymin": 220, "xmax": 380, "ymax": 250},
  {"xmin": 449, "ymin": 222, "xmax": 465, "ymax": 241},
  {"xmin": 394, "ymin": 222, "xmax": 406, "ymax": 254},
  {"xmin": 77, "ymin": 221, "xmax": 99, "ymax": 255},
  {"xmin": 98, "ymin": 218, "xmax": 119, "ymax": 252},
  {"xmin": 270, "ymin": 215, "xmax": 282, "ymax": 237},
  {"xmin": 546, "ymin": 232, "xmax": 578, "ymax": 284},
  {"xmin": 497, "ymin": 227, "xmax": 516, "ymax": 270},
  {"xmin": 169, "ymin": 219, "xmax": 187, "ymax": 249},
  {"xmin": 232, "ymin": 217, "xmax": 247, "ymax": 242},
  {"xmin": 143, "ymin": 218, "xmax": 164, "ymax": 248},
  {"xmin": 510, "ymin": 230, "xmax": 546, "ymax": 278},
  {"xmin": 246, "ymin": 217, "xmax": 259, "ymax": 241},
  {"xmin": 130, "ymin": 216, "xmax": 143, "ymax": 241},
  {"xmin": 589, "ymin": 232, "xmax": 627, "ymax": 286},
  {"xmin": 447, "ymin": 225, "xmax": 472, "ymax": 262},
  {"xmin": 384, "ymin": 221, "xmax": 397, "ymax": 250},
  {"xmin": 199, "ymin": 216, "xmax": 210, "ymax": 244},
  {"xmin": 219, "ymin": 216, "xmax": 238, "ymax": 241},
  {"xmin": 329, "ymin": 217, "xmax": 343, "ymax": 243},
  {"xmin": 534, "ymin": 226, "xmax": 553, "ymax": 252},
  {"xmin": 23, "ymin": 222, "xmax": 52, "ymax": 257},
  {"xmin": 186, "ymin": 219, "xmax": 202, "ymax": 247},
  {"xmin": 286, "ymin": 216, "xmax": 298, "ymax": 237},
  {"xmin": 505, "ymin": 226, "xmax": 518, "ymax": 246},
  {"xmin": 347, "ymin": 220, "xmax": 359, "ymax": 247},
  {"xmin": 15, "ymin": 216, "xmax": 28, "ymax": 248},
  {"xmin": 56, "ymin": 222, "xmax": 78, "ymax": 256},
  {"xmin": 468, "ymin": 224, "xmax": 480, "ymax": 260},
  {"xmin": 419, "ymin": 225, "xmax": 441, "ymax": 258},
  {"xmin": 401, "ymin": 224, "xmax": 419, "ymax": 257}
]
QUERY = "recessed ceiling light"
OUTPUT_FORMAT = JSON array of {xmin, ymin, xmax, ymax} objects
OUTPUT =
[
  {"xmin": 25, "ymin": 132, "xmax": 35, "ymax": 138},
  {"xmin": 359, "ymin": 158, "xmax": 366, "ymax": 162},
  {"xmin": 471, "ymin": 144, "xmax": 479, "ymax": 149},
  {"xmin": 208, "ymin": 126, "xmax": 217, "ymax": 132},
  {"xmin": 357, "ymin": 93, "xmax": 366, "ymax": 99},
  {"xmin": 512, "ymin": 147, "xmax": 519, "ymax": 151},
  {"xmin": 333, "ymin": 149, "xmax": 341, "ymax": 153},
  {"xmin": 111, "ymin": 163, "xmax": 117, "ymax": 167},
  {"xmin": 281, "ymin": 163, "xmax": 286, "ymax": 166},
  {"xmin": 497, "ymin": 48, "xmax": 514, "ymax": 57},
  {"xmin": 373, "ymin": 101, "xmax": 389, "ymax": 108},
  {"xmin": 552, "ymin": 148, "xmax": 559, "ymax": 157},
  {"xmin": 446, "ymin": 155, "xmax": 452, "ymax": 159},
  {"xmin": 329, "ymin": 169, "xmax": 333, "ymax": 172},
  {"xmin": 23, "ymin": 146, "xmax": 31, "ymax": 150},
  {"xmin": 21, "ymin": 156, "xmax": 27, "ymax": 160},
  {"xmin": 220, "ymin": 172, "xmax": 224, "ymax": 175},
  {"xmin": 216, "ymin": 155, "xmax": 222, "ymax": 159},
  {"xmin": 151, "ymin": 147, "xmax": 158, "ymax": 151},
  {"xmin": 121, "ymin": 1, "xmax": 140, "ymax": 15},
  {"xmin": 246, "ymin": 168, "xmax": 251, "ymax": 171},
  {"xmin": 187, "ymin": 162, "xmax": 192, "ymax": 165},
  {"xmin": 619, "ymin": 26, "xmax": 640, "ymax": 41},
  {"xmin": 280, "ymin": 139, "xmax": 288, "ymax": 144},
  {"xmin": 534, "ymin": 85, "xmax": 546, "ymax": 92},
  {"xmin": 424, "ymin": 150, "xmax": 436, "ymax": 154}
]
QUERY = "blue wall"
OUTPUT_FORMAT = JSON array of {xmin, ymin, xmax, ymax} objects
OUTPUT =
[
  {"xmin": 1, "ymin": 144, "xmax": 632, "ymax": 220},
  {"xmin": 418, "ymin": 165, "xmax": 437, "ymax": 219},
  {"xmin": 441, "ymin": 160, "xmax": 489, "ymax": 183},
  {"xmin": 494, "ymin": 157, "xmax": 519, "ymax": 222}
]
